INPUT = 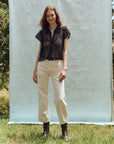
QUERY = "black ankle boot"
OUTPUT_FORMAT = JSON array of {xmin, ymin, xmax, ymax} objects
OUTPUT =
[
  {"xmin": 61, "ymin": 123, "xmax": 69, "ymax": 141},
  {"xmin": 40, "ymin": 122, "xmax": 49, "ymax": 139}
]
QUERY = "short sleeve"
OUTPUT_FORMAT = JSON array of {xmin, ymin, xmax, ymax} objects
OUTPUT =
[
  {"xmin": 62, "ymin": 26, "xmax": 71, "ymax": 39},
  {"xmin": 35, "ymin": 29, "xmax": 43, "ymax": 41}
]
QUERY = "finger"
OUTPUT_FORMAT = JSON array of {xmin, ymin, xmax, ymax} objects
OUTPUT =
[
  {"xmin": 59, "ymin": 75, "xmax": 66, "ymax": 82},
  {"xmin": 35, "ymin": 77, "xmax": 38, "ymax": 83},
  {"xmin": 59, "ymin": 76, "xmax": 63, "ymax": 82},
  {"xmin": 59, "ymin": 72, "xmax": 62, "ymax": 78},
  {"xmin": 59, "ymin": 74, "xmax": 62, "ymax": 81},
  {"xmin": 35, "ymin": 79, "xmax": 37, "ymax": 84},
  {"xmin": 33, "ymin": 77, "xmax": 37, "ymax": 84},
  {"xmin": 59, "ymin": 78, "xmax": 63, "ymax": 82},
  {"xmin": 33, "ymin": 77, "xmax": 35, "ymax": 82}
]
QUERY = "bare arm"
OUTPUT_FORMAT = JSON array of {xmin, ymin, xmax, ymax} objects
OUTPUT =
[
  {"xmin": 63, "ymin": 37, "xmax": 68, "ymax": 71},
  {"xmin": 34, "ymin": 42, "xmax": 41, "ymax": 72},
  {"xmin": 33, "ymin": 42, "xmax": 41, "ymax": 84},
  {"xmin": 59, "ymin": 37, "xmax": 68, "ymax": 82}
]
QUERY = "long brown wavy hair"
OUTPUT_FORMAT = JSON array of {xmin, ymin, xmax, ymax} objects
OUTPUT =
[{"xmin": 39, "ymin": 5, "xmax": 62, "ymax": 29}]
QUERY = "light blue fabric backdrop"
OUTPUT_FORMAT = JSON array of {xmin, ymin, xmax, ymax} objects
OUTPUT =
[{"xmin": 8, "ymin": 0, "xmax": 114, "ymax": 124}]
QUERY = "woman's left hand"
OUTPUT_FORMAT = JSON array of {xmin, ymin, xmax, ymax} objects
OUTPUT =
[{"xmin": 59, "ymin": 69, "xmax": 67, "ymax": 82}]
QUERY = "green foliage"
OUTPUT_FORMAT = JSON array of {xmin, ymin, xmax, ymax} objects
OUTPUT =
[
  {"xmin": 0, "ymin": 2, "xmax": 9, "ymax": 90},
  {"xmin": 0, "ymin": 0, "xmax": 8, "ymax": 5},
  {"xmin": 0, "ymin": 95, "xmax": 9, "ymax": 116}
]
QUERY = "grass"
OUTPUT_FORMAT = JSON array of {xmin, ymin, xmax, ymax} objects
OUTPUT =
[{"xmin": 0, "ymin": 117, "xmax": 114, "ymax": 144}]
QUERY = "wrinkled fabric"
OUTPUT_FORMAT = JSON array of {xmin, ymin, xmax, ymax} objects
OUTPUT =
[
  {"xmin": 35, "ymin": 25, "xmax": 71, "ymax": 61},
  {"xmin": 37, "ymin": 59, "xmax": 68, "ymax": 124}
]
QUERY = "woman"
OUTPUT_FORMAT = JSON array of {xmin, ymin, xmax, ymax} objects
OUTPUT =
[{"xmin": 33, "ymin": 5, "xmax": 71, "ymax": 141}]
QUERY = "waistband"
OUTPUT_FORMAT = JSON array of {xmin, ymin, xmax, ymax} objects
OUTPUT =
[{"xmin": 39, "ymin": 58, "xmax": 63, "ymax": 61}]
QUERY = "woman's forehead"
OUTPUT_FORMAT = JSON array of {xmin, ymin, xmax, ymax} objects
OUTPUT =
[{"xmin": 46, "ymin": 10, "xmax": 55, "ymax": 15}]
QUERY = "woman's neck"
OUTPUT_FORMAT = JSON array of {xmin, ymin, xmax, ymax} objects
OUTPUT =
[{"xmin": 49, "ymin": 23, "xmax": 57, "ymax": 31}]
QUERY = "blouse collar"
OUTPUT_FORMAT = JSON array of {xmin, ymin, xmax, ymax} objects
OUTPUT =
[{"xmin": 45, "ymin": 25, "xmax": 60, "ymax": 34}]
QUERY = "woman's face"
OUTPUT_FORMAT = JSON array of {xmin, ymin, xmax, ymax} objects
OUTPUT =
[{"xmin": 46, "ymin": 10, "xmax": 57, "ymax": 25}]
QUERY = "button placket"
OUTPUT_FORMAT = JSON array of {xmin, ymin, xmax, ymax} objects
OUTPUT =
[{"xmin": 48, "ymin": 26, "xmax": 58, "ymax": 59}]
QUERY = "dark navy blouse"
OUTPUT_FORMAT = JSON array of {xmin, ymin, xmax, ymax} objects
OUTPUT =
[{"xmin": 35, "ymin": 25, "xmax": 71, "ymax": 61}]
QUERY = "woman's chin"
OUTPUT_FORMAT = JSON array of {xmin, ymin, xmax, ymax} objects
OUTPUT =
[{"xmin": 48, "ymin": 21, "xmax": 55, "ymax": 25}]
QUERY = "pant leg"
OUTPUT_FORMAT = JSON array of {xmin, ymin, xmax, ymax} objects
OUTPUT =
[
  {"xmin": 50, "ymin": 60, "xmax": 68, "ymax": 124},
  {"xmin": 37, "ymin": 61, "xmax": 49, "ymax": 123}
]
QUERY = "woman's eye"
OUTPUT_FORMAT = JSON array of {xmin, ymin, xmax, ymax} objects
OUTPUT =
[{"xmin": 46, "ymin": 14, "xmax": 54, "ymax": 18}]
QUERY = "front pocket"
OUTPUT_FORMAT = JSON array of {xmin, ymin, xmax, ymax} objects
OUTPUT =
[{"xmin": 56, "ymin": 60, "xmax": 63, "ymax": 70}]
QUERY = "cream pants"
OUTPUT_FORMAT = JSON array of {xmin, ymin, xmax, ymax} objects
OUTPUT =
[{"xmin": 37, "ymin": 59, "xmax": 68, "ymax": 124}]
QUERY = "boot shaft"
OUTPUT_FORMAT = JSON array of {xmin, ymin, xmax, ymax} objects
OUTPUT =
[
  {"xmin": 43, "ymin": 122, "xmax": 49, "ymax": 133},
  {"xmin": 61, "ymin": 123, "xmax": 67, "ymax": 134},
  {"xmin": 61, "ymin": 123, "xmax": 69, "ymax": 141}
]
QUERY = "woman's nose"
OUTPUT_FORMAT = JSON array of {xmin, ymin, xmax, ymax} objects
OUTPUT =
[{"xmin": 49, "ymin": 16, "xmax": 52, "ymax": 19}]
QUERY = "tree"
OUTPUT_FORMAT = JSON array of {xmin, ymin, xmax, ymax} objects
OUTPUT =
[
  {"xmin": 0, "ymin": 2, "xmax": 9, "ymax": 90},
  {"xmin": 0, "ymin": 0, "xmax": 8, "ymax": 5}
]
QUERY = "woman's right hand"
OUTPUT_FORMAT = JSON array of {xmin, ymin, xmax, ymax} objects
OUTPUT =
[{"xmin": 33, "ymin": 69, "xmax": 38, "ymax": 84}]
